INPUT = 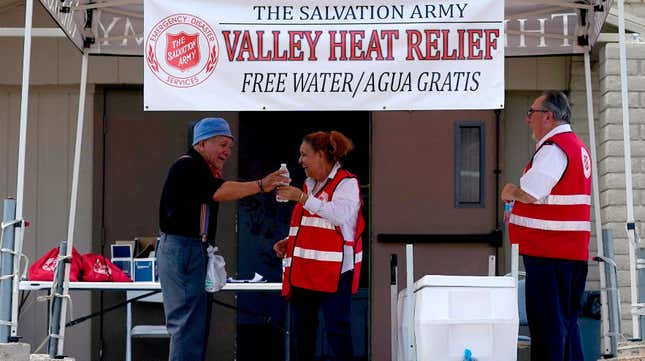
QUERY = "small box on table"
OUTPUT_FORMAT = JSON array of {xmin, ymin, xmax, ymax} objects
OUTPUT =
[
  {"xmin": 111, "ymin": 258, "xmax": 133, "ymax": 279},
  {"xmin": 111, "ymin": 243, "xmax": 133, "ymax": 258},
  {"xmin": 133, "ymin": 258, "xmax": 157, "ymax": 282}
]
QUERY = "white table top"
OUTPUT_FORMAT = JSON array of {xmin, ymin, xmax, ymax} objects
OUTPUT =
[{"xmin": 19, "ymin": 281, "xmax": 282, "ymax": 291}]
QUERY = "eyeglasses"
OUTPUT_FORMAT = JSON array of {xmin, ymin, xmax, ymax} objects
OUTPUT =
[{"xmin": 526, "ymin": 108, "xmax": 549, "ymax": 117}]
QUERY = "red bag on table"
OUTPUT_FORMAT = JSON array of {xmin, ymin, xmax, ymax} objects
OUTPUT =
[
  {"xmin": 80, "ymin": 253, "xmax": 132, "ymax": 282},
  {"xmin": 28, "ymin": 247, "xmax": 83, "ymax": 281}
]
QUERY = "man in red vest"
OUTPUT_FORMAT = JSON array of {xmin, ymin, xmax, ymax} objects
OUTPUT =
[{"xmin": 502, "ymin": 91, "xmax": 592, "ymax": 361}]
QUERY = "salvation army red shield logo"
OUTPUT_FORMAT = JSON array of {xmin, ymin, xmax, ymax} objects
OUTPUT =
[
  {"xmin": 42, "ymin": 257, "xmax": 58, "ymax": 272},
  {"xmin": 146, "ymin": 14, "xmax": 219, "ymax": 88},
  {"xmin": 93, "ymin": 259, "xmax": 110, "ymax": 275},
  {"xmin": 581, "ymin": 147, "xmax": 591, "ymax": 179},
  {"xmin": 165, "ymin": 32, "xmax": 200, "ymax": 71}
]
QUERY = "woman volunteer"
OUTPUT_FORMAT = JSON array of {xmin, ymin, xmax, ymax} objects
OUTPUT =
[{"xmin": 273, "ymin": 130, "xmax": 365, "ymax": 361}]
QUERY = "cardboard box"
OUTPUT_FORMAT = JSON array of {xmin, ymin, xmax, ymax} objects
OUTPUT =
[
  {"xmin": 152, "ymin": 237, "xmax": 161, "ymax": 258},
  {"xmin": 134, "ymin": 258, "xmax": 156, "ymax": 282},
  {"xmin": 134, "ymin": 237, "xmax": 159, "ymax": 258}
]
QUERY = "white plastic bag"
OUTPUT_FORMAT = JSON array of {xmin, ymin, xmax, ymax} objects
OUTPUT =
[{"xmin": 205, "ymin": 245, "xmax": 226, "ymax": 292}]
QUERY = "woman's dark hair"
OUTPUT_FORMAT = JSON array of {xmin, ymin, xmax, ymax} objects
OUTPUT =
[{"xmin": 303, "ymin": 131, "xmax": 354, "ymax": 164}]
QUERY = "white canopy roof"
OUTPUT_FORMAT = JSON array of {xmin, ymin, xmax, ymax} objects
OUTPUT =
[{"xmin": 41, "ymin": 0, "xmax": 611, "ymax": 56}]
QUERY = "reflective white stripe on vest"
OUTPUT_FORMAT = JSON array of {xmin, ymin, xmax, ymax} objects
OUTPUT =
[
  {"xmin": 535, "ymin": 194, "xmax": 591, "ymax": 205},
  {"xmin": 301, "ymin": 216, "xmax": 335, "ymax": 230},
  {"xmin": 289, "ymin": 227, "xmax": 298, "ymax": 236},
  {"xmin": 283, "ymin": 257, "xmax": 291, "ymax": 267},
  {"xmin": 293, "ymin": 246, "xmax": 343, "ymax": 262},
  {"xmin": 510, "ymin": 214, "xmax": 590, "ymax": 231},
  {"xmin": 354, "ymin": 251, "xmax": 362, "ymax": 263}
]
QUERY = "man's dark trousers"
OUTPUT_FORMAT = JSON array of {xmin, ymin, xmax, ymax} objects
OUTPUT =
[{"xmin": 523, "ymin": 255, "xmax": 588, "ymax": 361}]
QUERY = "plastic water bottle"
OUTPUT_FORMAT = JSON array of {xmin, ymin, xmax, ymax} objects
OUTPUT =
[
  {"xmin": 504, "ymin": 201, "xmax": 515, "ymax": 225},
  {"xmin": 281, "ymin": 256, "xmax": 288, "ymax": 281},
  {"xmin": 276, "ymin": 163, "xmax": 290, "ymax": 202}
]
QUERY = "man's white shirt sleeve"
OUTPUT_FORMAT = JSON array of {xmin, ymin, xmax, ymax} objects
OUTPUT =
[{"xmin": 520, "ymin": 144, "xmax": 567, "ymax": 200}]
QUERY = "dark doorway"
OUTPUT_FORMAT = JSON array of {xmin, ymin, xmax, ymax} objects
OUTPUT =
[
  {"xmin": 99, "ymin": 87, "xmax": 239, "ymax": 361},
  {"xmin": 236, "ymin": 111, "xmax": 371, "ymax": 361}
]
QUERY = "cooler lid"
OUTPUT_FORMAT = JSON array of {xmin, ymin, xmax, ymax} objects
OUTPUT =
[{"xmin": 413, "ymin": 275, "xmax": 516, "ymax": 292}]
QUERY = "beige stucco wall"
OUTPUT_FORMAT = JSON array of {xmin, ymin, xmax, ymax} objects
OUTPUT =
[
  {"xmin": 370, "ymin": 109, "xmax": 498, "ymax": 360},
  {"xmin": 568, "ymin": 55, "xmax": 603, "ymax": 294},
  {"xmin": 625, "ymin": 0, "xmax": 645, "ymax": 20},
  {"xmin": 0, "ymin": 84, "xmax": 94, "ymax": 359},
  {"xmin": 0, "ymin": 3, "xmax": 142, "ymax": 87},
  {"xmin": 597, "ymin": 41, "xmax": 645, "ymax": 338},
  {"xmin": 0, "ymin": 0, "xmax": 140, "ymax": 356}
]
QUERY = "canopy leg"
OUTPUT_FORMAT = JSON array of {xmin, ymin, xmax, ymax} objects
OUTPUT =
[
  {"xmin": 617, "ymin": 0, "xmax": 640, "ymax": 340},
  {"xmin": 54, "ymin": 52, "xmax": 89, "ymax": 356},
  {"xmin": 10, "ymin": 0, "xmax": 34, "ymax": 338},
  {"xmin": 584, "ymin": 50, "xmax": 611, "ymax": 354}
]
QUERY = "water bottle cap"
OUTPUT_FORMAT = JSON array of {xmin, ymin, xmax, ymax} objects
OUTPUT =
[{"xmin": 280, "ymin": 163, "xmax": 287, "ymax": 167}]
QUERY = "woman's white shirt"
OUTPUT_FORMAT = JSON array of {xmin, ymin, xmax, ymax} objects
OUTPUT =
[{"xmin": 303, "ymin": 163, "xmax": 360, "ymax": 274}]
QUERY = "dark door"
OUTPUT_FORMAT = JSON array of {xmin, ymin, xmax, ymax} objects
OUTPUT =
[
  {"xmin": 236, "ymin": 111, "xmax": 370, "ymax": 361},
  {"xmin": 100, "ymin": 87, "xmax": 238, "ymax": 361}
]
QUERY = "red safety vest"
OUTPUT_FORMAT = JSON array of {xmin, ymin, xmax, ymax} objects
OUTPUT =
[
  {"xmin": 509, "ymin": 132, "xmax": 592, "ymax": 261},
  {"xmin": 282, "ymin": 169, "xmax": 365, "ymax": 298}
]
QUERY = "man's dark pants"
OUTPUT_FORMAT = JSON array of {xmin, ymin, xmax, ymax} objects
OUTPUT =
[
  {"xmin": 523, "ymin": 255, "xmax": 588, "ymax": 361},
  {"xmin": 158, "ymin": 233, "xmax": 213, "ymax": 361},
  {"xmin": 290, "ymin": 271, "xmax": 354, "ymax": 361}
]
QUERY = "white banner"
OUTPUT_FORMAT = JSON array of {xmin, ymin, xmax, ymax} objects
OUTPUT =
[{"xmin": 144, "ymin": 0, "xmax": 504, "ymax": 111}]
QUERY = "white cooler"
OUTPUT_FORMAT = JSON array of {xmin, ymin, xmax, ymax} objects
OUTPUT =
[{"xmin": 398, "ymin": 275, "xmax": 518, "ymax": 361}]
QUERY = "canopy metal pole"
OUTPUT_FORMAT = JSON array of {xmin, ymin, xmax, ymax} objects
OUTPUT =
[
  {"xmin": 47, "ymin": 241, "xmax": 68, "ymax": 357},
  {"xmin": 390, "ymin": 254, "xmax": 398, "ymax": 361},
  {"xmin": 602, "ymin": 229, "xmax": 620, "ymax": 356},
  {"xmin": 511, "ymin": 244, "xmax": 519, "ymax": 283},
  {"xmin": 0, "ymin": 199, "xmax": 17, "ymax": 342},
  {"xmin": 584, "ymin": 50, "xmax": 610, "ymax": 354},
  {"xmin": 10, "ymin": 0, "xmax": 34, "ymax": 338},
  {"xmin": 617, "ymin": 0, "xmax": 640, "ymax": 339},
  {"xmin": 55, "ymin": 52, "xmax": 89, "ymax": 355},
  {"xmin": 405, "ymin": 244, "xmax": 415, "ymax": 361},
  {"xmin": 0, "ymin": 27, "xmax": 65, "ymax": 37}
]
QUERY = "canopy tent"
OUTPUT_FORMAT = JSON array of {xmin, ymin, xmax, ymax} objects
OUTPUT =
[
  {"xmin": 40, "ymin": 0, "xmax": 610, "ymax": 57},
  {"xmin": 2, "ymin": 0, "xmax": 632, "ymax": 359}
]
